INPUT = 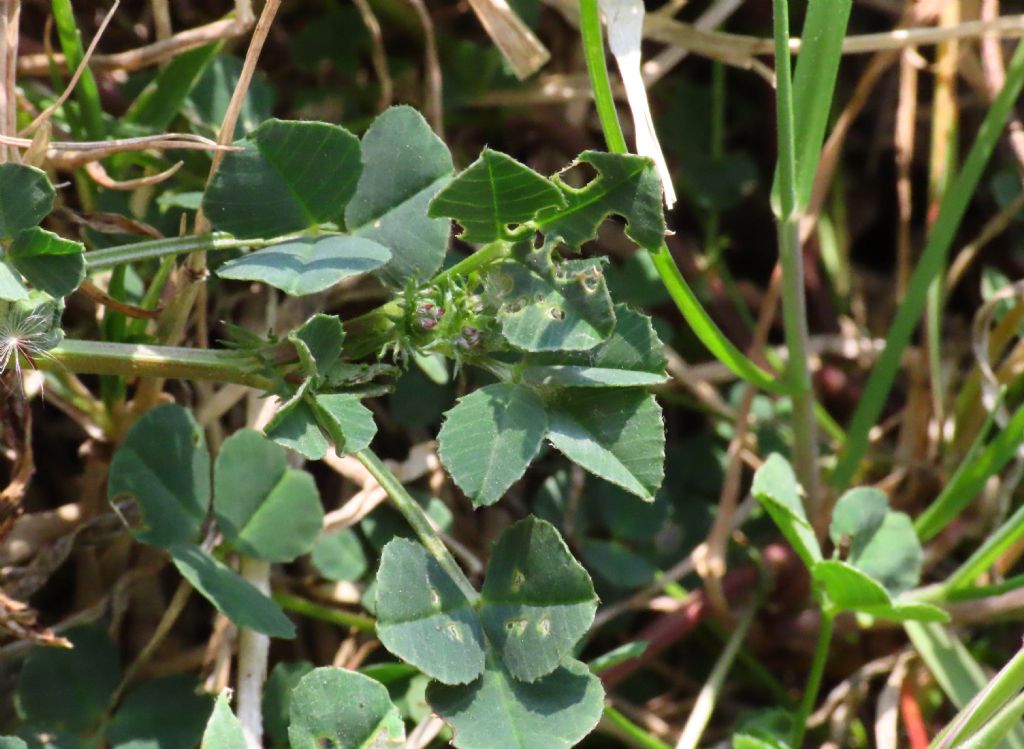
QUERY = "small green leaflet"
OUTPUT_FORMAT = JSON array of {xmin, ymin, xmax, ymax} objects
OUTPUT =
[
  {"xmin": 750, "ymin": 454, "xmax": 822, "ymax": 568},
  {"xmin": 438, "ymin": 384, "xmax": 547, "ymax": 507},
  {"xmin": 545, "ymin": 388, "xmax": 665, "ymax": 501},
  {"xmin": 811, "ymin": 560, "xmax": 947, "ymax": 623},
  {"xmin": 427, "ymin": 656, "xmax": 604, "ymax": 749},
  {"xmin": 203, "ymin": 119, "xmax": 362, "ymax": 238},
  {"xmin": 288, "ymin": 313, "xmax": 345, "ymax": 381},
  {"xmin": 288, "ymin": 667, "xmax": 405, "ymax": 749},
  {"xmin": 429, "ymin": 149, "xmax": 565, "ymax": 244},
  {"xmin": 216, "ymin": 236, "xmax": 390, "ymax": 296},
  {"xmin": 0, "ymin": 164, "xmax": 54, "ymax": 241},
  {"xmin": 201, "ymin": 692, "xmax": 246, "ymax": 749},
  {"xmin": 264, "ymin": 383, "xmax": 376, "ymax": 460},
  {"xmin": 7, "ymin": 228, "xmax": 85, "ymax": 299},
  {"xmin": 346, "ymin": 105, "xmax": 454, "ymax": 284}
]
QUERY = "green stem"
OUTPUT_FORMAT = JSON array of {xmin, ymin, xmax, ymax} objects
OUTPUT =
[
  {"xmin": 772, "ymin": 0, "xmax": 820, "ymax": 519},
  {"xmin": 434, "ymin": 240, "xmax": 509, "ymax": 283},
  {"xmin": 601, "ymin": 706, "xmax": 673, "ymax": 749},
  {"xmin": 40, "ymin": 339, "xmax": 277, "ymax": 389},
  {"xmin": 51, "ymin": 0, "xmax": 105, "ymax": 140},
  {"xmin": 355, "ymin": 448, "xmax": 478, "ymax": 602},
  {"xmin": 791, "ymin": 611, "xmax": 833, "ymax": 748},
  {"xmin": 578, "ymin": 0, "xmax": 628, "ymax": 155},
  {"xmin": 274, "ymin": 592, "xmax": 376, "ymax": 632},
  {"xmin": 85, "ymin": 233, "xmax": 266, "ymax": 271}
]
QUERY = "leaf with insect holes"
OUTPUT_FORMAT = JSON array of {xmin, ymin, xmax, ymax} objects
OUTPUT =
[
  {"xmin": 521, "ymin": 304, "xmax": 667, "ymax": 387},
  {"xmin": 751, "ymin": 454, "xmax": 822, "ymax": 569},
  {"xmin": 830, "ymin": 487, "xmax": 922, "ymax": 596},
  {"xmin": 545, "ymin": 388, "xmax": 664, "ymax": 501},
  {"xmin": 107, "ymin": 404, "xmax": 211, "ymax": 548},
  {"xmin": 170, "ymin": 544, "xmax": 295, "ymax": 638},
  {"xmin": 213, "ymin": 429, "xmax": 323, "ymax": 563},
  {"xmin": 438, "ymin": 384, "xmax": 547, "ymax": 507},
  {"xmin": 428, "ymin": 149, "xmax": 565, "ymax": 244},
  {"xmin": 535, "ymin": 151, "xmax": 665, "ymax": 251},
  {"xmin": 480, "ymin": 517, "xmax": 597, "ymax": 683},
  {"xmin": 288, "ymin": 667, "xmax": 405, "ymax": 749},
  {"xmin": 811, "ymin": 560, "xmax": 948, "ymax": 622},
  {"xmin": 216, "ymin": 236, "xmax": 390, "ymax": 296},
  {"xmin": 201, "ymin": 692, "xmax": 246, "ymax": 749},
  {"xmin": 0, "ymin": 164, "xmax": 54, "ymax": 241},
  {"xmin": 375, "ymin": 538, "xmax": 486, "ymax": 685},
  {"xmin": 484, "ymin": 250, "xmax": 616, "ymax": 353},
  {"xmin": 427, "ymin": 656, "xmax": 604, "ymax": 749},
  {"xmin": 203, "ymin": 119, "xmax": 362, "ymax": 238},
  {"xmin": 347, "ymin": 106, "xmax": 454, "ymax": 284},
  {"xmin": 7, "ymin": 228, "xmax": 85, "ymax": 299}
]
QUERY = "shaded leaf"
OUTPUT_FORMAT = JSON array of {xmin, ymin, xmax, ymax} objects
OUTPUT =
[
  {"xmin": 546, "ymin": 389, "xmax": 664, "ymax": 501},
  {"xmin": 347, "ymin": 105, "xmax": 454, "ymax": 284},
  {"xmin": 203, "ymin": 119, "xmax": 361, "ymax": 237},
  {"xmin": 0, "ymin": 739, "xmax": 28, "ymax": 749},
  {"xmin": 264, "ymin": 661, "xmax": 315, "ymax": 748},
  {"xmin": 201, "ymin": 692, "xmax": 246, "ymax": 749},
  {"xmin": 485, "ymin": 253, "xmax": 615, "ymax": 352},
  {"xmin": 829, "ymin": 487, "xmax": 887, "ymax": 551},
  {"xmin": 109, "ymin": 675, "xmax": 213, "ymax": 749},
  {"xmin": 214, "ymin": 429, "xmax": 323, "ymax": 562},
  {"xmin": 107, "ymin": 404, "xmax": 210, "ymax": 548},
  {"xmin": 521, "ymin": 304, "xmax": 667, "ymax": 387},
  {"xmin": 288, "ymin": 667, "xmax": 405, "ymax": 749},
  {"xmin": 288, "ymin": 313, "xmax": 345, "ymax": 380},
  {"xmin": 429, "ymin": 149, "xmax": 564, "ymax": 243},
  {"xmin": 535, "ymin": 151, "xmax": 665, "ymax": 251},
  {"xmin": 427, "ymin": 657, "xmax": 604, "ymax": 749},
  {"xmin": 312, "ymin": 393, "xmax": 377, "ymax": 455},
  {"xmin": 375, "ymin": 538, "xmax": 486, "ymax": 685},
  {"xmin": 751, "ymin": 454, "xmax": 821, "ymax": 568},
  {"xmin": 170, "ymin": 544, "xmax": 296, "ymax": 638},
  {"xmin": 0, "ymin": 260, "xmax": 28, "ymax": 301},
  {"xmin": 15, "ymin": 625, "xmax": 120, "ymax": 732},
  {"xmin": 264, "ymin": 381, "xmax": 327, "ymax": 460},
  {"xmin": 7, "ymin": 228, "xmax": 85, "ymax": 299},
  {"xmin": 438, "ymin": 383, "xmax": 547, "ymax": 507},
  {"xmin": 0, "ymin": 164, "xmax": 54, "ymax": 240},
  {"xmin": 312, "ymin": 528, "xmax": 368, "ymax": 582},
  {"xmin": 216, "ymin": 236, "xmax": 390, "ymax": 296},
  {"xmin": 480, "ymin": 517, "xmax": 597, "ymax": 682},
  {"xmin": 847, "ymin": 512, "xmax": 923, "ymax": 596}
]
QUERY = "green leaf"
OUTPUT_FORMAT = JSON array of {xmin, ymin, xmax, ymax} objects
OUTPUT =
[
  {"xmin": 170, "ymin": 544, "xmax": 296, "ymax": 638},
  {"xmin": 485, "ymin": 253, "xmax": 616, "ymax": 352},
  {"xmin": 7, "ymin": 228, "xmax": 85, "ymax": 299},
  {"xmin": 848, "ymin": 511, "xmax": 922, "ymax": 596},
  {"xmin": 521, "ymin": 304, "xmax": 667, "ymax": 387},
  {"xmin": 265, "ymin": 384, "xmax": 376, "ymax": 461},
  {"xmin": 312, "ymin": 393, "xmax": 378, "ymax": 455},
  {"xmin": 535, "ymin": 151, "xmax": 665, "ymax": 251},
  {"xmin": 0, "ymin": 164, "xmax": 54, "ymax": 240},
  {"xmin": 427, "ymin": 656, "xmax": 604, "ymax": 749},
  {"xmin": 108, "ymin": 675, "xmax": 213, "ymax": 749},
  {"xmin": 480, "ymin": 517, "xmax": 597, "ymax": 682},
  {"xmin": 203, "ymin": 119, "xmax": 362, "ymax": 238},
  {"xmin": 126, "ymin": 42, "xmax": 221, "ymax": 129},
  {"xmin": 0, "ymin": 739, "xmax": 28, "ymax": 749},
  {"xmin": 189, "ymin": 55, "xmax": 273, "ymax": 139},
  {"xmin": 15, "ymin": 625, "xmax": 120, "ymax": 732},
  {"xmin": 0, "ymin": 259, "xmax": 28, "ymax": 301},
  {"xmin": 213, "ymin": 429, "xmax": 324, "ymax": 562},
  {"xmin": 108, "ymin": 403, "xmax": 211, "ymax": 548},
  {"xmin": 264, "ymin": 661, "xmax": 315, "ymax": 748},
  {"xmin": 201, "ymin": 692, "xmax": 246, "ymax": 749},
  {"xmin": 375, "ymin": 538, "xmax": 486, "ymax": 685},
  {"xmin": 750, "ymin": 454, "xmax": 821, "ymax": 568},
  {"xmin": 545, "ymin": 389, "xmax": 664, "ymax": 501},
  {"xmin": 265, "ymin": 382, "xmax": 327, "ymax": 460},
  {"xmin": 428, "ymin": 149, "xmax": 565, "ymax": 243},
  {"xmin": 216, "ymin": 236, "xmax": 390, "ymax": 296},
  {"xmin": 581, "ymin": 539, "xmax": 657, "ymax": 589},
  {"xmin": 438, "ymin": 383, "xmax": 547, "ymax": 507},
  {"xmin": 812, "ymin": 560, "xmax": 948, "ymax": 622},
  {"xmin": 288, "ymin": 667, "xmax": 406, "ymax": 749},
  {"xmin": 288, "ymin": 313, "xmax": 345, "ymax": 379},
  {"xmin": 346, "ymin": 105, "xmax": 454, "ymax": 284},
  {"xmin": 829, "ymin": 487, "xmax": 887, "ymax": 550},
  {"xmin": 312, "ymin": 528, "xmax": 368, "ymax": 582}
]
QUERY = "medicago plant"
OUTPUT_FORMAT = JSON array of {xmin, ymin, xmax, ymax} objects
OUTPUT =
[{"xmin": 0, "ymin": 97, "xmax": 671, "ymax": 745}]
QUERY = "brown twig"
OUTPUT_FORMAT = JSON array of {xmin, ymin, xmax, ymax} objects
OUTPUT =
[
  {"xmin": 352, "ymin": 0, "xmax": 393, "ymax": 112},
  {"xmin": 406, "ymin": 0, "xmax": 444, "ymax": 137}
]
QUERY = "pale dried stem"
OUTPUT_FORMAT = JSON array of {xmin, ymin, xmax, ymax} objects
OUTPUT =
[
  {"xmin": 20, "ymin": 0, "xmax": 120, "ymax": 137},
  {"xmin": 352, "ymin": 0, "xmax": 393, "ymax": 112},
  {"xmin": 946, "ymin": 189, "xmax": 1024, "ymax": 293},
  {"xmin": 696, "ymin": 270, "xmax": 781, "ymax": 620},
  {"xmin": 982, "ymin": 0, "xmax": 1024, "ymax": 170},
  {"xmin": 896, "ymin": 46, "xmax": 919, "ymax": 295},
  {"xmin": 152, "ymin": 0, "xmax": 172, "ymax": 42},
  {"xmin": 85, "ymin": 159, "xmax": 182, "ymax": 190},
  {"xmin": 466, "ymin": 0, "xmax": 549, "ymax": 80},
  {"xmin": 406, "ymin": 0, "xmax": 444, "ymax": 136},
  {"xmin": 0, "ymin": 0, "xmax": 19, "ymax": 164}
]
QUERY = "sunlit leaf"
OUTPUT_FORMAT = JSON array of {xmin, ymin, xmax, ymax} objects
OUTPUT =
[
  {"xmin": 288, "ymin": 667, "xmax": 405, "ymax": 749},
  {"xmin": 7, "ymin": 228, "xmax": 85, "ymax": 299},
  {"xmin": 751, "ymin": 454, "xmax": 821, "ymax": 569}
]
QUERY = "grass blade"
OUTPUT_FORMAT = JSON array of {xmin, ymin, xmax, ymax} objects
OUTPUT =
[{"xmin": 832, "ymin": 39, "xmax": 1024, "ymax": 491}]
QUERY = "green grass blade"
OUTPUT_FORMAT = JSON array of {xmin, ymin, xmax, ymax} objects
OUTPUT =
[
  {"xmin": 772, "ymin": 0, "xmax": 853, "ymax": 211},
  {"xmin": 943, "ymin": 501, "xmax": 1024, "ymax": 593},
  {"xmin": 832, "ymin": 39, "xmax": 1024, "ymax": 491},
  {"xmin": 51, "ymin": 0, "xmax": 105, "ymax": 140},
  {"xmin": 915, "ymin": 403, "xmax": 1024, "ymax": 541},
  {"xmin": 957, "ymin": 692, "xmax": 1024, "ymax": 749}
]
